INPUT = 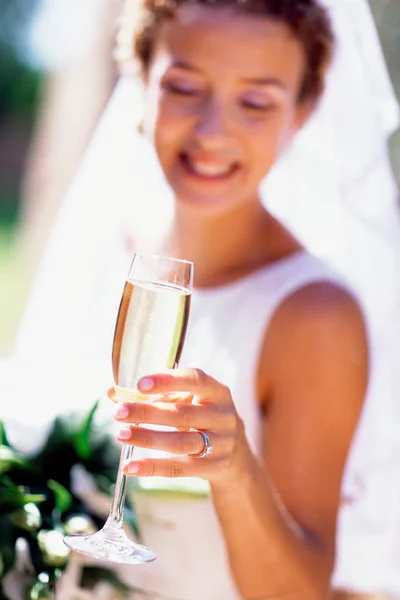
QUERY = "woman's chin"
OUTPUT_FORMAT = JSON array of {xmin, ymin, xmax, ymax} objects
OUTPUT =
[
  {"xmin": 172, "ymin": 188, "xmax": 241, "ymax": 216},
  {"xmin": 169, "ymin": 171, "xmax": 246, "ymax": 215}
]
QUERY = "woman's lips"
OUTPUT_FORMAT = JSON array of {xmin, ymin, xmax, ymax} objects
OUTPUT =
[{"xmin": 179, "ymin": 153, "xmax": 239, "ymax": 181}]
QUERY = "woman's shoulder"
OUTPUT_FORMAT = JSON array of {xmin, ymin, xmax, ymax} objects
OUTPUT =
[
  {"xmin": 269, "ymin": 277, "xmax": 367, "ymax": 369},
  {"xmin": 274, "ymin": 279, "xmax": 366, "ymax": 342},
  {"xmin": 275, "ymin": 277, "xmax": 363, "ymax": 317},
  {"xmin": 258, "ymin": 277, "xmax": 368, "ymax": 408}
]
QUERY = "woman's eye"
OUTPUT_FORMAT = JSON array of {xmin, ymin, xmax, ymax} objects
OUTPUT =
[
  {"xmin": 241, "ymin": 99, "xmax": 275, "ymax": 112},
  {"xmin": 242, "ymin": 100, "xmax": 273, "ymax": 112},
  {"xmin": 165, "ymin": 83, "xmax": 199, "ymax": 97}
]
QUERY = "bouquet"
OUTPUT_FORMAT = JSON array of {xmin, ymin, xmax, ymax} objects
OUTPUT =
[{"xmin": 0, "ymin": 401, "xmax": 142, "ymax": 600}]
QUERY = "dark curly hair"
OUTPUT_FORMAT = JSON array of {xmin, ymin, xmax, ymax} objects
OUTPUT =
[{"xmin": 116, "ymin": 0, "xmax": 334, "ymax": 103}]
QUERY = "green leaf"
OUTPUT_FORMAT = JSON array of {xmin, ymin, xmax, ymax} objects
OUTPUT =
[
  {"xmin": 0, "ymin": 422, "xmax": 10, "ymax": 448},
  {"xmin": 0, "ymin": 475, "xmax": 45, "ymax": 512},
  {"xmin": 38, "ymin": 419, "xmax": 69, "ymax": 458},
  {"xmin": 20, "ymin": 494, "xmax": 46, "ymax": 504},
  {"xmin": 0, "ymin": 445, "xmax": 28, "ymax": 473},
  {"xmin": 72, "ymin": 400, "xmax": 99, "ymax": 460},
  {"xmin": 47, "ymin": 480, "xmax": 72, "ymax": 515},
  {"xmin": 0, "ymin": 489, "xmax": 45, "ymax": 515},
  {"xmin": 0, "ymin": 474, "xmax": 19, "ymax": 491}
]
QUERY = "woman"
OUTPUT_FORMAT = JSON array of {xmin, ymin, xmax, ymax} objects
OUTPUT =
[
  {"xmin": 8, "ymin": 0, "xmax": 400, "ymax": 598},
  {"xmin": 102, "ymin": 0, "xmax": 366, "ymax": 598}
]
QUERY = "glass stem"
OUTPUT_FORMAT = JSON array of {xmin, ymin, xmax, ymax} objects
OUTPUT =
[{"xmin": 105, "ymin": 444, "xmax": 135, "ymax": 529}]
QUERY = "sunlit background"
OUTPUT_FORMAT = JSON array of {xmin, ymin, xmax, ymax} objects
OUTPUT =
[{"xmin": 0, "ymin": 0, "xmax": 399, "ymax": 357}]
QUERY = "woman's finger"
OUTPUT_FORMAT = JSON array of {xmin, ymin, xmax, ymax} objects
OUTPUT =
[
  {"xmin": 108, "ymin": 386, "xmax": 193, "ymax": 404},
  {"xmin": 137, "ymin": 369, "xmax": 231, "ymax": 404},
  {"xmin": 107, "ymin": 385, "xmax": 158, "ymax": 403},
  {"xmin": 116, "ymin": 425, "xmax": 224, "ymax": 456},
  {"xmin": 113, "ymin": 399, "xmax": 234, "ymax": 432},
  {"xmin": 122, "ymin": 455, "xmax": 222, "ymax": 478},
  {"xmin": 158, "ymin": 392, "xmax": 194, "ymax": 404}
]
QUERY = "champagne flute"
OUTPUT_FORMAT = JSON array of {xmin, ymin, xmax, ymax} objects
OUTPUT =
[{"xmin": 64, "ymin": 253, "xmax": 193, "ymax": 563}]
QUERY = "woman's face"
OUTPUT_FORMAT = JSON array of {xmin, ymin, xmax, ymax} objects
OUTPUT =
[{"xmin": 142, "ymin": 6, "xmax": 311, "ymax": 216}]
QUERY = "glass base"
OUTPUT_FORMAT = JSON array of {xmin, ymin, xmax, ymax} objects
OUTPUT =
[{"xmin": 64, "ymin": 525, "xmax": 156, "ymax": 565}]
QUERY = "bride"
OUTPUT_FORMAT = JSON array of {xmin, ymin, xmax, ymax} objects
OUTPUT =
[{"xmin": 6, "ymin": 0, "xmax": 400, "ymax": 598}]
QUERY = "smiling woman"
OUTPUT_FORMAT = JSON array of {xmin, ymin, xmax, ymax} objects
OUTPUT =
[
  {"xmin": 98, "ymin": 1, "xmax": 367, "ymax": 598},
  {"xmin": 8, "ymin": 0, "xmax": 400, "ymax": 599}
]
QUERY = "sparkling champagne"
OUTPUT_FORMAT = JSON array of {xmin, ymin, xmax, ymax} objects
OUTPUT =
[{"xmin": 112, "ymin": 280, "xmax": 191, "ymax": 398}]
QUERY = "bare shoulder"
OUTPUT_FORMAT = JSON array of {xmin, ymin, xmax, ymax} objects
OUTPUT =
[
  {"xmin": 259, "ymin": 280, "xmax": 369, "ymax": 407},
  {"xmin": 276, "ymin": 280, "xmax": 366, "ymax": 327},
  {"xmin": 270, "ymin": 281, "xmax": 367, "ymax": 363}
]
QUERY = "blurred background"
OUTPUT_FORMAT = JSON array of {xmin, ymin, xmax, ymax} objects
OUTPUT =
[
  {"xmin": 0, "ymin": 0, "xmax": 120, "ymax": 356},
  {"xmin": 0, "ymin": 0, "xmax": 399, "ymax": 358}
]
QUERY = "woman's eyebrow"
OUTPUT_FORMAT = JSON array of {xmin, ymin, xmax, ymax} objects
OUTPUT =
[
  {"xmin": 241, "ymin": 76, "xmax": 288, "ymax": 91},
  {"xmin": 168, "ymin": 59, "xmax": 202, "ymax": 73},
  {"xmin": 167, "ymin": 62, "xmax": 289, "ymax": 94}
]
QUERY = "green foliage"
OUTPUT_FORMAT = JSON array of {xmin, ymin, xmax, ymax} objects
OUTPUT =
[
  {"xmin": 0, "ymin": 43, "xmax": 41, "ymax": 122},
  {"xmin": 72, "ymin": 399, "xmax": 100, "ymax": 460},
  {"xmin": 0, "ymin": 446, "xmax": 28, "ymax": 474},
  {"xmin": 47, "ymin": 481, "xmax": 72, "ymax": 516},
  {"xmin": 0, "ymin": 401, "xmax": 140, "ymax": 599},
  {"xmin": 0, "ymin": 0, "xmax": 42, "ymax": 122}
]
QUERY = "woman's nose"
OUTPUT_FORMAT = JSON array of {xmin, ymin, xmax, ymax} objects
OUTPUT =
[{"xmin": 194, "ymin": 98, "xmax": 232, "ymax": 150}]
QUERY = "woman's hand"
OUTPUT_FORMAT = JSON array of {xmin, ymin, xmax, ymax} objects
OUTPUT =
[{"xmin": 108, "ymin": 369, "xmax": 254, "ymax": 487}]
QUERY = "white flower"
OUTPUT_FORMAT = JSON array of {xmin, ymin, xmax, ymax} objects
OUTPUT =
[{"xmin": 38, "ymin": 530, "xmax": 70, "ymax": 567}]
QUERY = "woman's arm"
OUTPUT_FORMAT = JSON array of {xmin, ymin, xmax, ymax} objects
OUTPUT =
[{"xmin": 210, "ymin": 282, "xmax": 368, "ymax": 599}]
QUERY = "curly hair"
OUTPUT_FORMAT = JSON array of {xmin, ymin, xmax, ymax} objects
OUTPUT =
[{"xmin": 116, "ymin": 0, "xmax": 334, "ymax": 102}]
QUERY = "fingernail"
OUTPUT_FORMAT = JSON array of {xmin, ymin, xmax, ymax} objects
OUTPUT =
[
  {"xmin": 114, "ymin": 404, "xmax": 129, "ymax": 419},
  {"xmin": 126, "ymin": 462, "xmax": 140, "ymax": 474},
  {"xmin": 138, "ymin": 377, "xmax": 154, "ymax": 392},
  {"xmin": 118, "ymin": 426, "xmax": 132, "ymax": 440}
]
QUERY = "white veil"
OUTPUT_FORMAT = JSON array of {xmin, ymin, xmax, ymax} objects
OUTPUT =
[{"xmin": 5, "ymin": 0, "xmax": 400, "ymax": 594}]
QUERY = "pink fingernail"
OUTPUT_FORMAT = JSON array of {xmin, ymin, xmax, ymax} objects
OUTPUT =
[
  {"xmin": 118, "ymin": 427, "xmax": 132, "ymax": 440},
  {"xmin": 126, "ymin": 462, "xmax": 140, "ymax": 474},
  {"xmin": 138, "ymin": 377, "xmax": 154, "ymax": 391},
  {"xmin": 114, "ymin": 404, "xmax": 129, "ymax": 419}
]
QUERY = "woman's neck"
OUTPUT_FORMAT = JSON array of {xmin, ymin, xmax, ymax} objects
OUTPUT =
[{"xmin": 162, "ymin": 201, "xmax": 299, "ymax": 289}]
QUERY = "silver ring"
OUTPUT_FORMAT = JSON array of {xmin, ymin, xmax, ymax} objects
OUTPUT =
[{"xmin": 192, "ymin": 431, "xmax": 213, "ymax": 459}]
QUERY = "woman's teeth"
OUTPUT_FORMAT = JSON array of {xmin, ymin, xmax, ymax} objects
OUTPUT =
[{"xmin": 185, "ymin": 156, "xmax": 235, "ymax": 177}]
